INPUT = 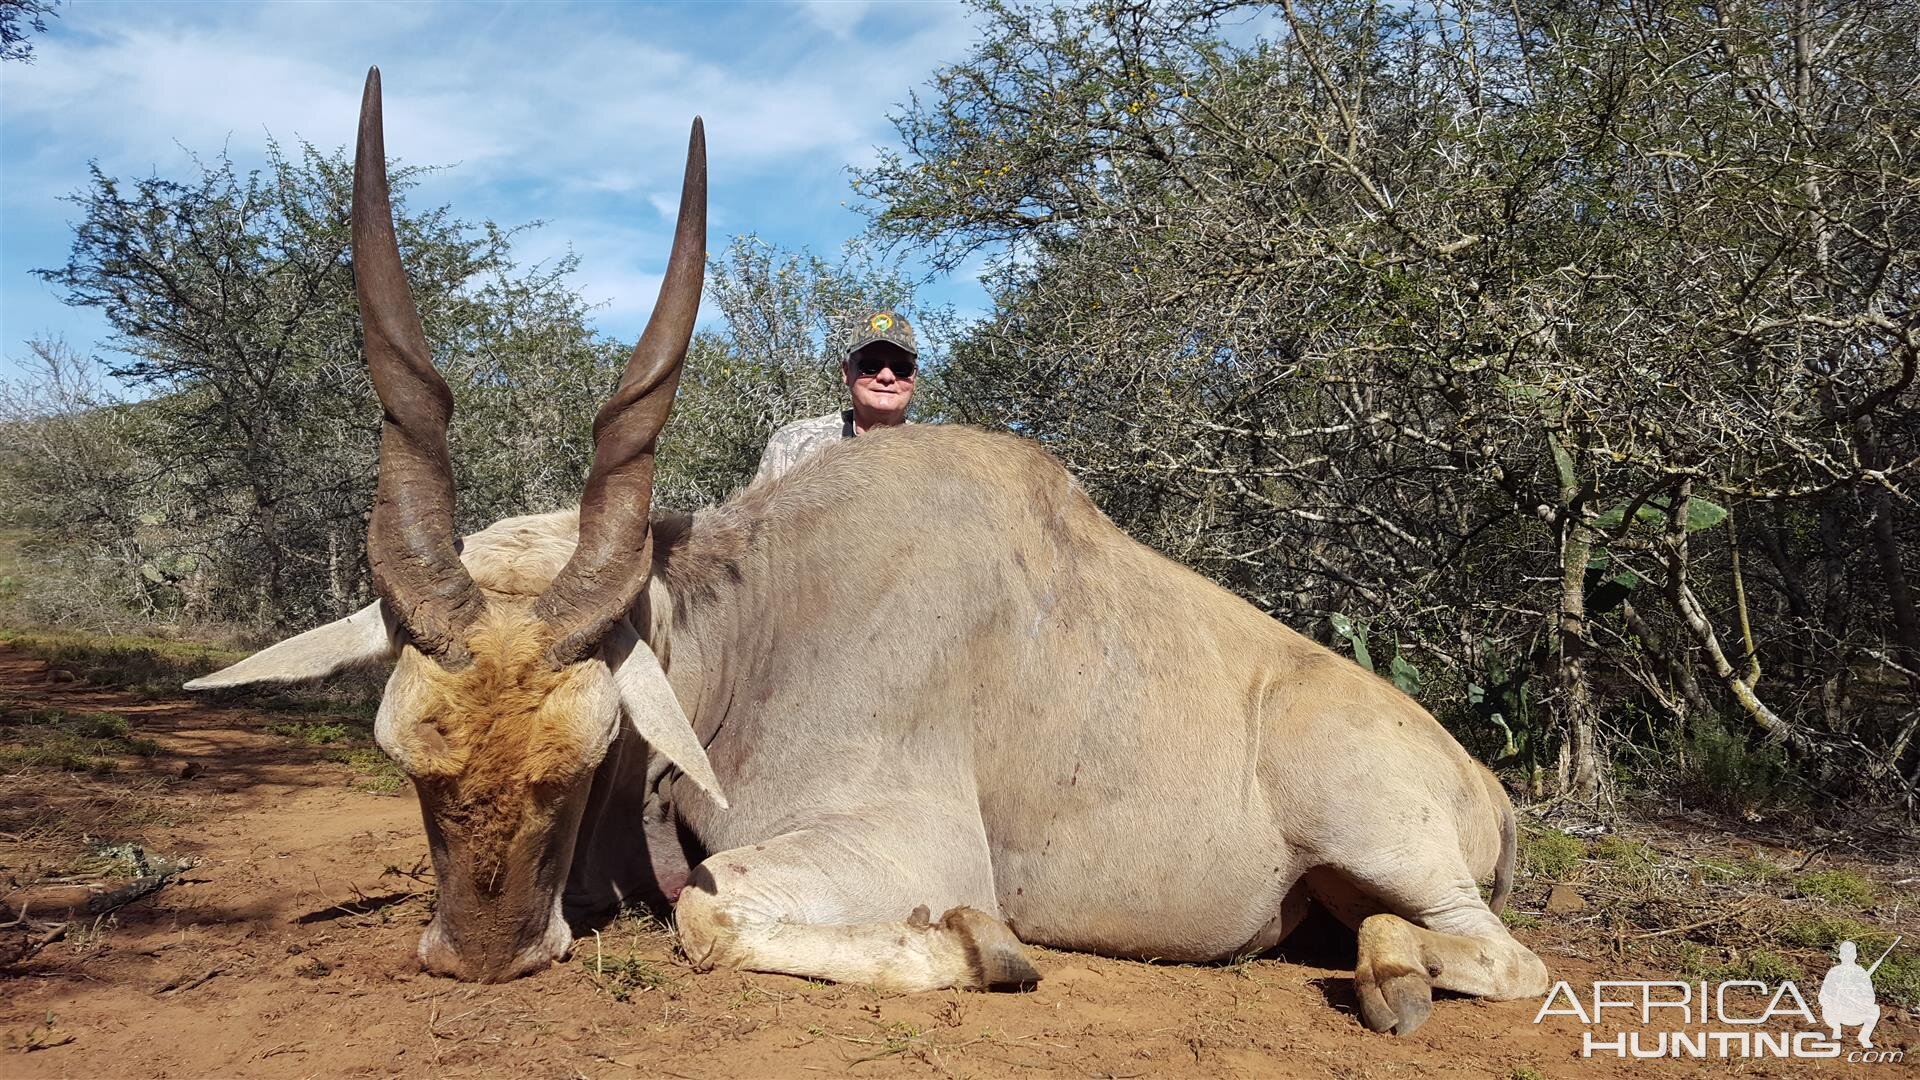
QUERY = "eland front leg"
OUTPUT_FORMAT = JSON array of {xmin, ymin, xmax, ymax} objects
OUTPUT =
[
  {"xmin": 1305, "ymin": 860, "xmax": 1549, "ymax": 1036},
  {"xmin": 673, "ymin": 812, "xmax": 1038, "ymax": 992}
]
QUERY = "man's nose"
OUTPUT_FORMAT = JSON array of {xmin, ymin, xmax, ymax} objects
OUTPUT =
[{"xmin": 873, "ymin": 367, "xmax": 896, "ymax": 384}]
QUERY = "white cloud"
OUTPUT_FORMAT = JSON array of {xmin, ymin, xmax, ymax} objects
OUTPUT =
[
  {"xmin": 1, "ymin": 12, "xmax": 510, "ymax": 179},
  {"xmin": 1, "ymin": 1, "xmax": 968, "ymax": 199},
  {"xmin": 582, "ymin": 267, "xmax": 670, "ymax": 328},
  {"xmin": 797, "ymin": 0, "xmax": 872, "ymax": 40},
  {"xmin": 0, "ymin": 0, "xmax": 981, "ymax": 375}
]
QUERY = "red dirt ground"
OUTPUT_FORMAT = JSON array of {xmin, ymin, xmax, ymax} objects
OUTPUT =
[{"xmin": 1, "ymin": 645, "xmax": 1913, "ymax": 1078}]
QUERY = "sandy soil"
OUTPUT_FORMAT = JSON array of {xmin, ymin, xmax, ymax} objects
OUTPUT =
[{"xmin": 1, "ymin": 645, "xmax": 1912, "ymax": 1078}]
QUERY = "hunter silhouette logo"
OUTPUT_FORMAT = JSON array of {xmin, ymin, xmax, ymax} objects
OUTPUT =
[
  {"xmin": 1820, "ymin": 939, "xmax": 1896, "ymax": 1049},
  {"xmin": 1534, "ymin": 935, "xmax": 1904, "ymax": 1063}
]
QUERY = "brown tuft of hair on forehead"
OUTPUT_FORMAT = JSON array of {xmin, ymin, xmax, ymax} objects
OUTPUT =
[
  {"xmin": 398, "ymin": 609, "xmax": 615, "ymax": 890},
  {"xmin": 412, "ymin": 613, "xmax": 606, "ymax": 784}
]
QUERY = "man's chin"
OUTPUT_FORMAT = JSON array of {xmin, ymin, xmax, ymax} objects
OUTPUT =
[{"xmin": 858, "ymin": 399, "xmax": 909, "ymax": 422}]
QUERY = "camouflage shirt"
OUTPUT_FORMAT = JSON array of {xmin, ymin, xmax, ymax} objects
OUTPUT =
[{"xmin": 754, "ymin": 409, "xmax": 856, "ymax": 483}]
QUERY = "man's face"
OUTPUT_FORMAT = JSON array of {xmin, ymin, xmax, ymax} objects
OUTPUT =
[{"xmin": 845, "ymin": 344, "xmax": 916, "ymax": 422}]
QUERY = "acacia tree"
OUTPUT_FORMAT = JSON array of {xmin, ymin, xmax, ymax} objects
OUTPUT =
[
  {"xmin": 29, "ymin": 141, "xmax": 621, "ymax": 630},
  {"xmin": 15, "ymin": 153, "xmax": 935, "ymax": 632},
  {"xmin": 0, "ymin": 338, "xmax": 169, "ymax": 627},
  {"xmin": 858, "ymin": 0, "xmax": 1919, "ymax": 805},
  {"xmin": 0, "ymin": 0, "xmax": 58, "ymax": 63}
]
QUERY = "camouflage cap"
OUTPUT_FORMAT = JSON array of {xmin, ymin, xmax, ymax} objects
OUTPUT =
[{"xmin": 847, "ymin": 310, "xmax": 917, "ymax": 359}]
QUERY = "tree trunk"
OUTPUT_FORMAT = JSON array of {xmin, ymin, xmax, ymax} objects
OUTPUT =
[
  {"xmin": 1857, "ymin": 418, "xmax": 1920, "ymax": 701},
  {"xmin": 1817, "ymin": 495, "xmax": 1852, "ymax": 725},
  {"xmin": 1550, "ymin": 433, "xmax": 1607, "ymax": 801},
  {"xmin": 1556, "ymin": 515, "xmax": 1607, "ymax": 801}
]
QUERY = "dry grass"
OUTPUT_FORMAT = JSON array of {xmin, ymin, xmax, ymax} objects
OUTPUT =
[
  {"xmin": 0, "ymin": 704, "xmax": 163, "ymax": 773},
  {"xmin": 574, "ymin": 907, "xmax": 682, "ymax": 1002},
  {"xmin": 0, "ymin": 769, "xmax": 195, "ymax": 889},
  {"xmin": 1513, "ymin": 816, "xmax": 1920, "ymax": 1007},
  {"xmin": 0, "ymin": 625, "xmax": 381, "ymax": 715}
]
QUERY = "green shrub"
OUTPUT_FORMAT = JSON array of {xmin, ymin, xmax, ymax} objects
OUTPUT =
[
  {"xmin": 1680, "ymin": 945, "xmax": 1800, "ymax": 985},
  {"xmin": 585, "ymin": 953, "xmax": 676, "ymax": 1002},
  {"xmin": 1730, "ymin": 949, "xmax": 1799, "ymax": 984},
  {"xmin": 0, "ymin": 737, "xmax": 115, "ymax": 772},
  {"xmin": 1795, "ymin": 869, "xmax": 1876, "ymax": 909},
  {"xmin": 1778, "ymin": 913, "xmax": 1889, "ymax": 952},
  {"xmin": 1697, "ymin": 854, "xmax": 1788, "ymax": 885},
  {"xmin": 1521, "ymin": 827, "xmax": 1584, "ymax": 879},
  {"xmin": 0, "ymin": 628, "xmax": 240, "ymax": 693},
  {"xmin": 1872, "ymin": 951, "xmax": 1920, "ymax": 1009},
  {"xmin": 0, "ymin": 711, "xmax": 159, "ymax": 770},
  {"xmin": 69, "ymin": 711, "xmax": 132, "ymax": 739},
  {"xmin": 1593, "ymin": 835, "xmax": 1654, "ymax": 869},
  {"xmin": 1682, "ymin": 716, "xmax": 1790, "ymax": 813},
  {"xmin": 1774, "ymin": 914, "xmax": 1917, "ymax": 1007}
]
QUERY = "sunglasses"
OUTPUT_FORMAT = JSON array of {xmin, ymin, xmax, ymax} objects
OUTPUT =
[{"xmin": 853, "ymin": 350, "xmax": 916, "ymax": 379}]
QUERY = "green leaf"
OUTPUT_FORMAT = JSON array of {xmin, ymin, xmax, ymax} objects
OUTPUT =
[
  {"xmin": 1594, "ymin": 496, "xmax": 1730, "ymax": 534},
  {"xmin": 1592, "ymin": 503, "xmax": 1639, "ymax": 531},
  {"xmin": 1389, "ymin": 653, "xmax": 1423, "ymax": 696},
  {"xmin": 1328, "ymin": 613, "xmax": 1374, "ymax": 672},
  {"xmin": 1585, "ymin": 567, "xmax": 1640, "ymax": 616},
  {"xmin": 1548, "ymin": 435, "xmax": 1576, "ymax": 489},
  {"xmin": 1683, "ymin": 498, "xmax": 1728, "ymax": 532},
  {"xmin": 1496, "ymin": 373, "xmax": 1549, "ymax": 401}
]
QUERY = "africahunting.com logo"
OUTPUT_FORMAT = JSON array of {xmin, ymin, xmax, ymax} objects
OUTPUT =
[{"xmin": 1534, "ymin": 938, "xmax": 1905, "ymax": 1063}]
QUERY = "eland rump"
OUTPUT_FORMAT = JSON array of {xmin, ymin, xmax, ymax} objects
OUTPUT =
[{"xmin": 188, "ymin": 69, "xmax": 1550, "ymax": 1035}]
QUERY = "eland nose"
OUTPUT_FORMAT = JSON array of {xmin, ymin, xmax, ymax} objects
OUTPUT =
[{"xmin": 416, "ymin": 919, "xmax": 572, "ymax": 983}]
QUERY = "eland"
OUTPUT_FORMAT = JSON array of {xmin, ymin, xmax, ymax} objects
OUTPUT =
[{"xmin": 188, "ymin": 69, "xmax": 1550, "ymax": 1036}]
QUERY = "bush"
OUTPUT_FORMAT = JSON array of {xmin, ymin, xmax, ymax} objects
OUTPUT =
[
  {"xmin": 1795, "ymin": 869, "xmax": 1877, "ymax": 909},
  {"xmin": 1522, "ymin": 828, "xmax": 1584, "ymax": 880},
  {"xmin": 68, "ymin": 711, "xmax": 131, "ymax": 739},
  {"xmin": 1682, "ymin": 716, "xmax": 1791, "ymax": 814},
  {"xmin": 0, "ymin": 705, "xmax": 159, "ymax": 771}
]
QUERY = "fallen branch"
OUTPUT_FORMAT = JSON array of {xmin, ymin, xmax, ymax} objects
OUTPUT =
[
  {"xmin": 1633, "ymin": 900, "xmax": 1760, "ymax": 940},
  {"xmin": 1, "ymin": 920, "xmax": 68, "ymax": 966},
  {"xmin": 1, "ymin": 859, "xmax": 195, "ymax": 922},
  {"xmin": 89, "ymin": 870, "xmax": 186, "ymax": 917}
]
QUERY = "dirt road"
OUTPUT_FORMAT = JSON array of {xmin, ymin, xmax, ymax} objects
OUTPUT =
[{"xmin": 1, "ymin": 645, "xmax": 1910, "ymax": 1077}]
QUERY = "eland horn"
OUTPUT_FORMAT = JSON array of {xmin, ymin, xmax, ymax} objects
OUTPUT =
[
  {"xmin": 352, "ymin": 66, "xmax": 486, "ymax": 665},
  {"xmin": 535, "ymin": 118, "xmax": 707, "ymax": 666}
]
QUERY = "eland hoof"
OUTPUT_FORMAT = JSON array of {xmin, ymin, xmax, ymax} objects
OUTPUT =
[
  {"xmin": 938, "ymin": 906, "xmax": 1040, "ymax": 989},
  {"xmin": 1357, "ymin": 961, "xmax": 1434, "ymax": 1036}
]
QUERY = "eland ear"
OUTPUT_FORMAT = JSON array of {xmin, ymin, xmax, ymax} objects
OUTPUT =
[
  {"xmin": 184, "ymin": 601, "xmax": 398, "ymax": 690},
  {"xmin": 604, "ymin": 620, "xmax": 727, "ymax": 809}
]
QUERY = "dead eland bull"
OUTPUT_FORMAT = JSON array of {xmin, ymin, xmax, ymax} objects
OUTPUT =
[{"xmin": 188, "ymin": 70, "xmax": 1550, "ymax": 1036}]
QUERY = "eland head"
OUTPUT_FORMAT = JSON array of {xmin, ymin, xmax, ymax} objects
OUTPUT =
[{"xmin": 186, "ymin": 68, "xmax": 724, "ymax": 982}]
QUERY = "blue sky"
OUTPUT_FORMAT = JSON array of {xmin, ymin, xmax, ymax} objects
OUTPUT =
[{"xmin": 0, "ymin": 0, "xmax": 988, "ymax": 380}]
